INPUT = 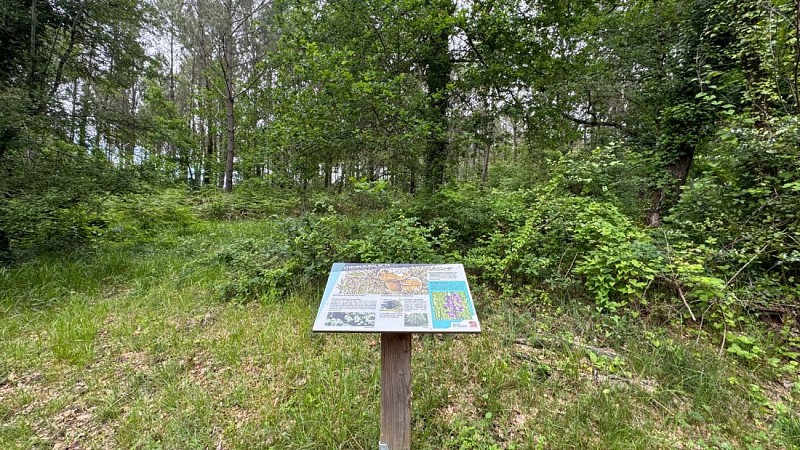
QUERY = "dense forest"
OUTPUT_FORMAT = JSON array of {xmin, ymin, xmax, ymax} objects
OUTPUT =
[{"xmin": 1, "ymin": 0, "xmax": 799, "ymax": 448}]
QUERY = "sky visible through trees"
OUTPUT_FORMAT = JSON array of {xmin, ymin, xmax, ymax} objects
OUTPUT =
[{"xmin": 1, "ymin": 0, "xmax": 798, "ymax": 304}]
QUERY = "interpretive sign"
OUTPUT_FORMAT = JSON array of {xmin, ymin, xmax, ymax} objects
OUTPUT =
[
  {"xmin": 312, "ymin": 263, "xmax": 481, "ymax": 333},
  {"xmin": 313, "ymin": 263, "xmax": 480, "ymax": 450}
]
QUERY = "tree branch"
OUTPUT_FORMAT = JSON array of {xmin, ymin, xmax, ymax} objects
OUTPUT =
[{"xmin": 561, "ymin": 112, "xmax": 628, "ymax": 132}]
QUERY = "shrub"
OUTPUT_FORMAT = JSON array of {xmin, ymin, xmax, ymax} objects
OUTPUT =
[
  {"xmin": 467, "ymin": 196, "xmax": 660, "ymax": 311},
  {"xmin": 107, "ymin": 190, "xmax": 197, "ymax": 234},
  {"xmin": 571, "ymin": 202, "xmax": 660, "ymax": 312},
  {"xmin": 404, "ymin": 183, "xmax": 533, "ymax": 252},
  {"xmin": 341, "ymin": 215, "xmax": 447, "ymax": 264},
  {"xmin": 209, "ymin": 234, "xmax": 296, "ymax": 303},
  {"xmin": 192, "ymin": 185, "xmax": 300, "ymax": 220},
  {"xmin": 208, "ymin": 213, "xmax": 452, "ymax": 303}
]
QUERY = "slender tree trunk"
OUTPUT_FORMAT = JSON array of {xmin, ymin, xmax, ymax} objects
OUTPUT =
[
  {"xmin": 794, "ymin": 0, "xmax": 800, "ymax": 112},
  {"xmin": 218, "ymin": 130, "xmax": 225, "ymax": 189},
  {"xmin": 512, "ymin": 120, "xmax": 519, "ymax": 162},
  {"xmin": 29, "ymin": 0, "xmax": 36, "ymax": 86},
  {"xmin": 222, "ymin": 34, "xmax": 236, "ymax": 192},
  {"xmin": 70, "ymin": 79, "xmax": 78, "ymax": 142},
  {"xmin": 421, "ymin": 3, "xmax": 453, "ymax": 192},
  {"xmin": 169, "ymin": 32, "xmax": 176, "ymax": 102},
  {"xmin": 481, "ymin": 143, "xmax": 490, "ymax": 183},
  {"xmin": 79, "ymin": 81, "xmax": 89, "ymax": 148},
  {"xmin": 224, "ymin": 93, "xmax": 235, "ymax": 191}
]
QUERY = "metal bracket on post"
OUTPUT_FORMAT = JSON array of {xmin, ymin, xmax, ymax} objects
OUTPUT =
[{"xmin": 378, "ymin": 443, "xmax": 390, "ymax": 450}]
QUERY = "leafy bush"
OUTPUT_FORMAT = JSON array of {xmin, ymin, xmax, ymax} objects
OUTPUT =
[
  {"xmin": 651, "ymin": 115, "xmax": 800, "ymax": 333},
  {"xmin": 341, "ymin": 215, "xmax": 448, "ymax": 264},
  {"xmin": 404, "ymin": 184, "xmax": 533, "ymax": 252},
  {"xmin": 571, "ymin": 202, "xmax": 660, "ymax": 311},
  {"xmin": 667, "ymin": 115, "xmax": 800, "ymax": 292},
  {"xmin": 0, "ymin": 141, "xmax": 141, "ymax": 260},
  {"xmin": 1, "ymin": 194, "xmax": 109, "ymax": 254},
  {"xmin": 467, "ymin": 196, "xmax": 659, "ymax": 311},
  {"xmin": 208, "ymin": 213, "xmax": 452, "ymax": 303},
  {"xmin": 209, "ymin": 234, "xmax": 296, "ymax": 303}
]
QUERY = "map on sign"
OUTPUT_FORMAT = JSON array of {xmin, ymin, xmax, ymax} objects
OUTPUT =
[{"xmin": 312, "ymin": 263, "xmax": 481, "ymax": 333}]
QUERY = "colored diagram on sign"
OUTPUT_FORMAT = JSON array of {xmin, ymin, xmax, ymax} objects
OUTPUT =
[
  {"xmin": 336, "ymin": 267, "xmax": 428, "ymax": 295},
  {"xmin": 431, "ymin": 291, "xmax": 472, "ymax": 321},
  {"xmin": 429, "ymin": 281, "xmax": 476, "ymax": 329},
  {"xmin": 313, "ymin": 263, "xmax": 480, "ymax": 333}
]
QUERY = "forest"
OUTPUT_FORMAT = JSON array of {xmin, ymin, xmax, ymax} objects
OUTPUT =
[{"xmin": 1, "ymin": 0, "xmax": 799, "ymax": 448}]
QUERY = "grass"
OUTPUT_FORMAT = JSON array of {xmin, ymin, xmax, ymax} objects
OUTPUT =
[{"xmin": 0, "ymin": 218, "xmax": 798, "ymax": 449}]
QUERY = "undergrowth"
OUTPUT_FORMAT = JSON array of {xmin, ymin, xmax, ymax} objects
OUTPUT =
[{"xmin": 0, "ymin": 184, "xmax": 798, "ymax": 448}]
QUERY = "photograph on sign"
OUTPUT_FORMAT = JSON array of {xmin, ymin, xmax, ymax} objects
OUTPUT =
[{"xmin": 312, "ymin": 263, "xmax": 481, "ymax": 333}]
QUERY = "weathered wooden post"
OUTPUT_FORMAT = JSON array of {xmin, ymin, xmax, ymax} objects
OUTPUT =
[
  {"xmin": 313, "ymin": 263, "xmax": 481, "ymax": 450},
  {"xmin": 380, "ymin": 333, "xmax": 411, "ymax": 449}
]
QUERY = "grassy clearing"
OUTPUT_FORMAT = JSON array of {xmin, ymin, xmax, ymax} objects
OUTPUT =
[{"xmin": 1, "ymin": 219, "xmax": 798, "ymax": 449}]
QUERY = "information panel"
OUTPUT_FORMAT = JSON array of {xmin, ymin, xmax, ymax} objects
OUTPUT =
[{"xmin": 312, "ymin": 263, "xmax": 481, "ymax": 333}]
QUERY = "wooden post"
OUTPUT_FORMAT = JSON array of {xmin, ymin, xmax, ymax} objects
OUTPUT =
[{"xmin": 380, "ymin": 333, "xmax": 412, "ymax": 450}]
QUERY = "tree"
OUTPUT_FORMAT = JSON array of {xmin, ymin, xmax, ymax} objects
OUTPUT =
[
  {"xmin": 0, "ymin": 0, "xmax": 151, "ymax": 261},
  {"xmin": 170, "ymin": 0, "xmax": 275, "ymax": 191}
]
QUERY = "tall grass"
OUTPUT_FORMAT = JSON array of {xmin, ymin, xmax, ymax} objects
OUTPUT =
[{"xmin": 0, "ymin": 217, "xmax": 797, "ymax": 449}]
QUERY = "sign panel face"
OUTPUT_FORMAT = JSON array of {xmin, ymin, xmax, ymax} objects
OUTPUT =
[{"xmin": 312, "ymin": 263, "xmax": 481, "ymax": 333}]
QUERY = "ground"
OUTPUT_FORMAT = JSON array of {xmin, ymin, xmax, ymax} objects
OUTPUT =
[{"xmin": 1, "ymin": 220, "xmax": 798, "ymax": 449}]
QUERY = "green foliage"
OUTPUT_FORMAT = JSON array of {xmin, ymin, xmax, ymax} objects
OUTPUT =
[
  {"xmin": 139, "ymin": 81, "xmax": 197, "ymax": 179},
  {"xmin": 342, "ymin": 215, "xmax": 447, "ymax": 264},
  {"xmin": 348, "ymin": 176, "xmax": 392, "ymax": 210},
  {"xmin": 448, "ymin": 418, "xmax": 506, "ymax": 450},
  {"xmin": 467, "ymin": 195, "xmax": 659, "ymax": 311},
  {"xmin": 550, "ymin": 143, "xmax": 655, "ymax": 212},
  {"xmin": 726, "ymin": 334, "xmax": 765, "ymax": 361},
  {"xmin": 192, "ymin": 186, "xmax": 300, "ymax": 220},
  {"xmin": 406, "ymin": 184, "xmax": 532, "ymax": 252},
  {"xmin": 0, "ymin": 141, "xmax": 142, "ymax": 259},
  {"xmin": 0, "ymin": 0, "xmax": 152, "ymax": 261},
  {"xmin": 207, "ymin": 212, "xmax": 451, "ymax": 303},
  {"xmin": 209, "ymin": 235, "xmax": 295, "ymax": 303},
  {"xmin": 667, "ymin": 115, "xmax": 800, "ymax": 297},
  {"xmin": 571, "ymin": 202, "xmax": 659, "ymax": 312},
  {"xmin": 104, "ymin": 190, "xmax": 198, "ymax": 240}
]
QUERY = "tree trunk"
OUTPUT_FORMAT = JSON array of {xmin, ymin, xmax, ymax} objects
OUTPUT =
[
  {"xmin": 224, "ymin": 93, "xmax": 235, "ymax": 192},
  {"xmin": 794, "ymin": 0, "xmax": 800, "ymax": 112},
  {"xmin": 70, "ymin": 78, "xmax": 78, "ymax": 142},
  {"xmin": 421, "ymin": 4, "xmax": 453, "ymax": 193},
  {"xmin": 222, "ymin": 34, "xmax": 235, "ymax": 193},
  {"xmin": 79, "ymin": 81, "xmax": 89, "ymax": 148},
  {"xmin": 512, "ymin": 120, "xmax": 519, "ymax": 162},
  {"xmin": 647, "ymin": 145, "xmax": 695, "ymax": 227},
  {"xmin": 481, "ymin": 143, "xmax": 490, "ymax": 183},
  {"xmin": 218, "ymin": 131, "xmax": 225, "ymax": 189},
  {"xmin": 28, "ymin": 0, "xmax": 36, "ymax": 86}
]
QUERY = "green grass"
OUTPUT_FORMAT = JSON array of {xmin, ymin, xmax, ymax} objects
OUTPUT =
[{"xmin": 0, "ymin": 219, "xmax": 798, "ymax": 449}]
